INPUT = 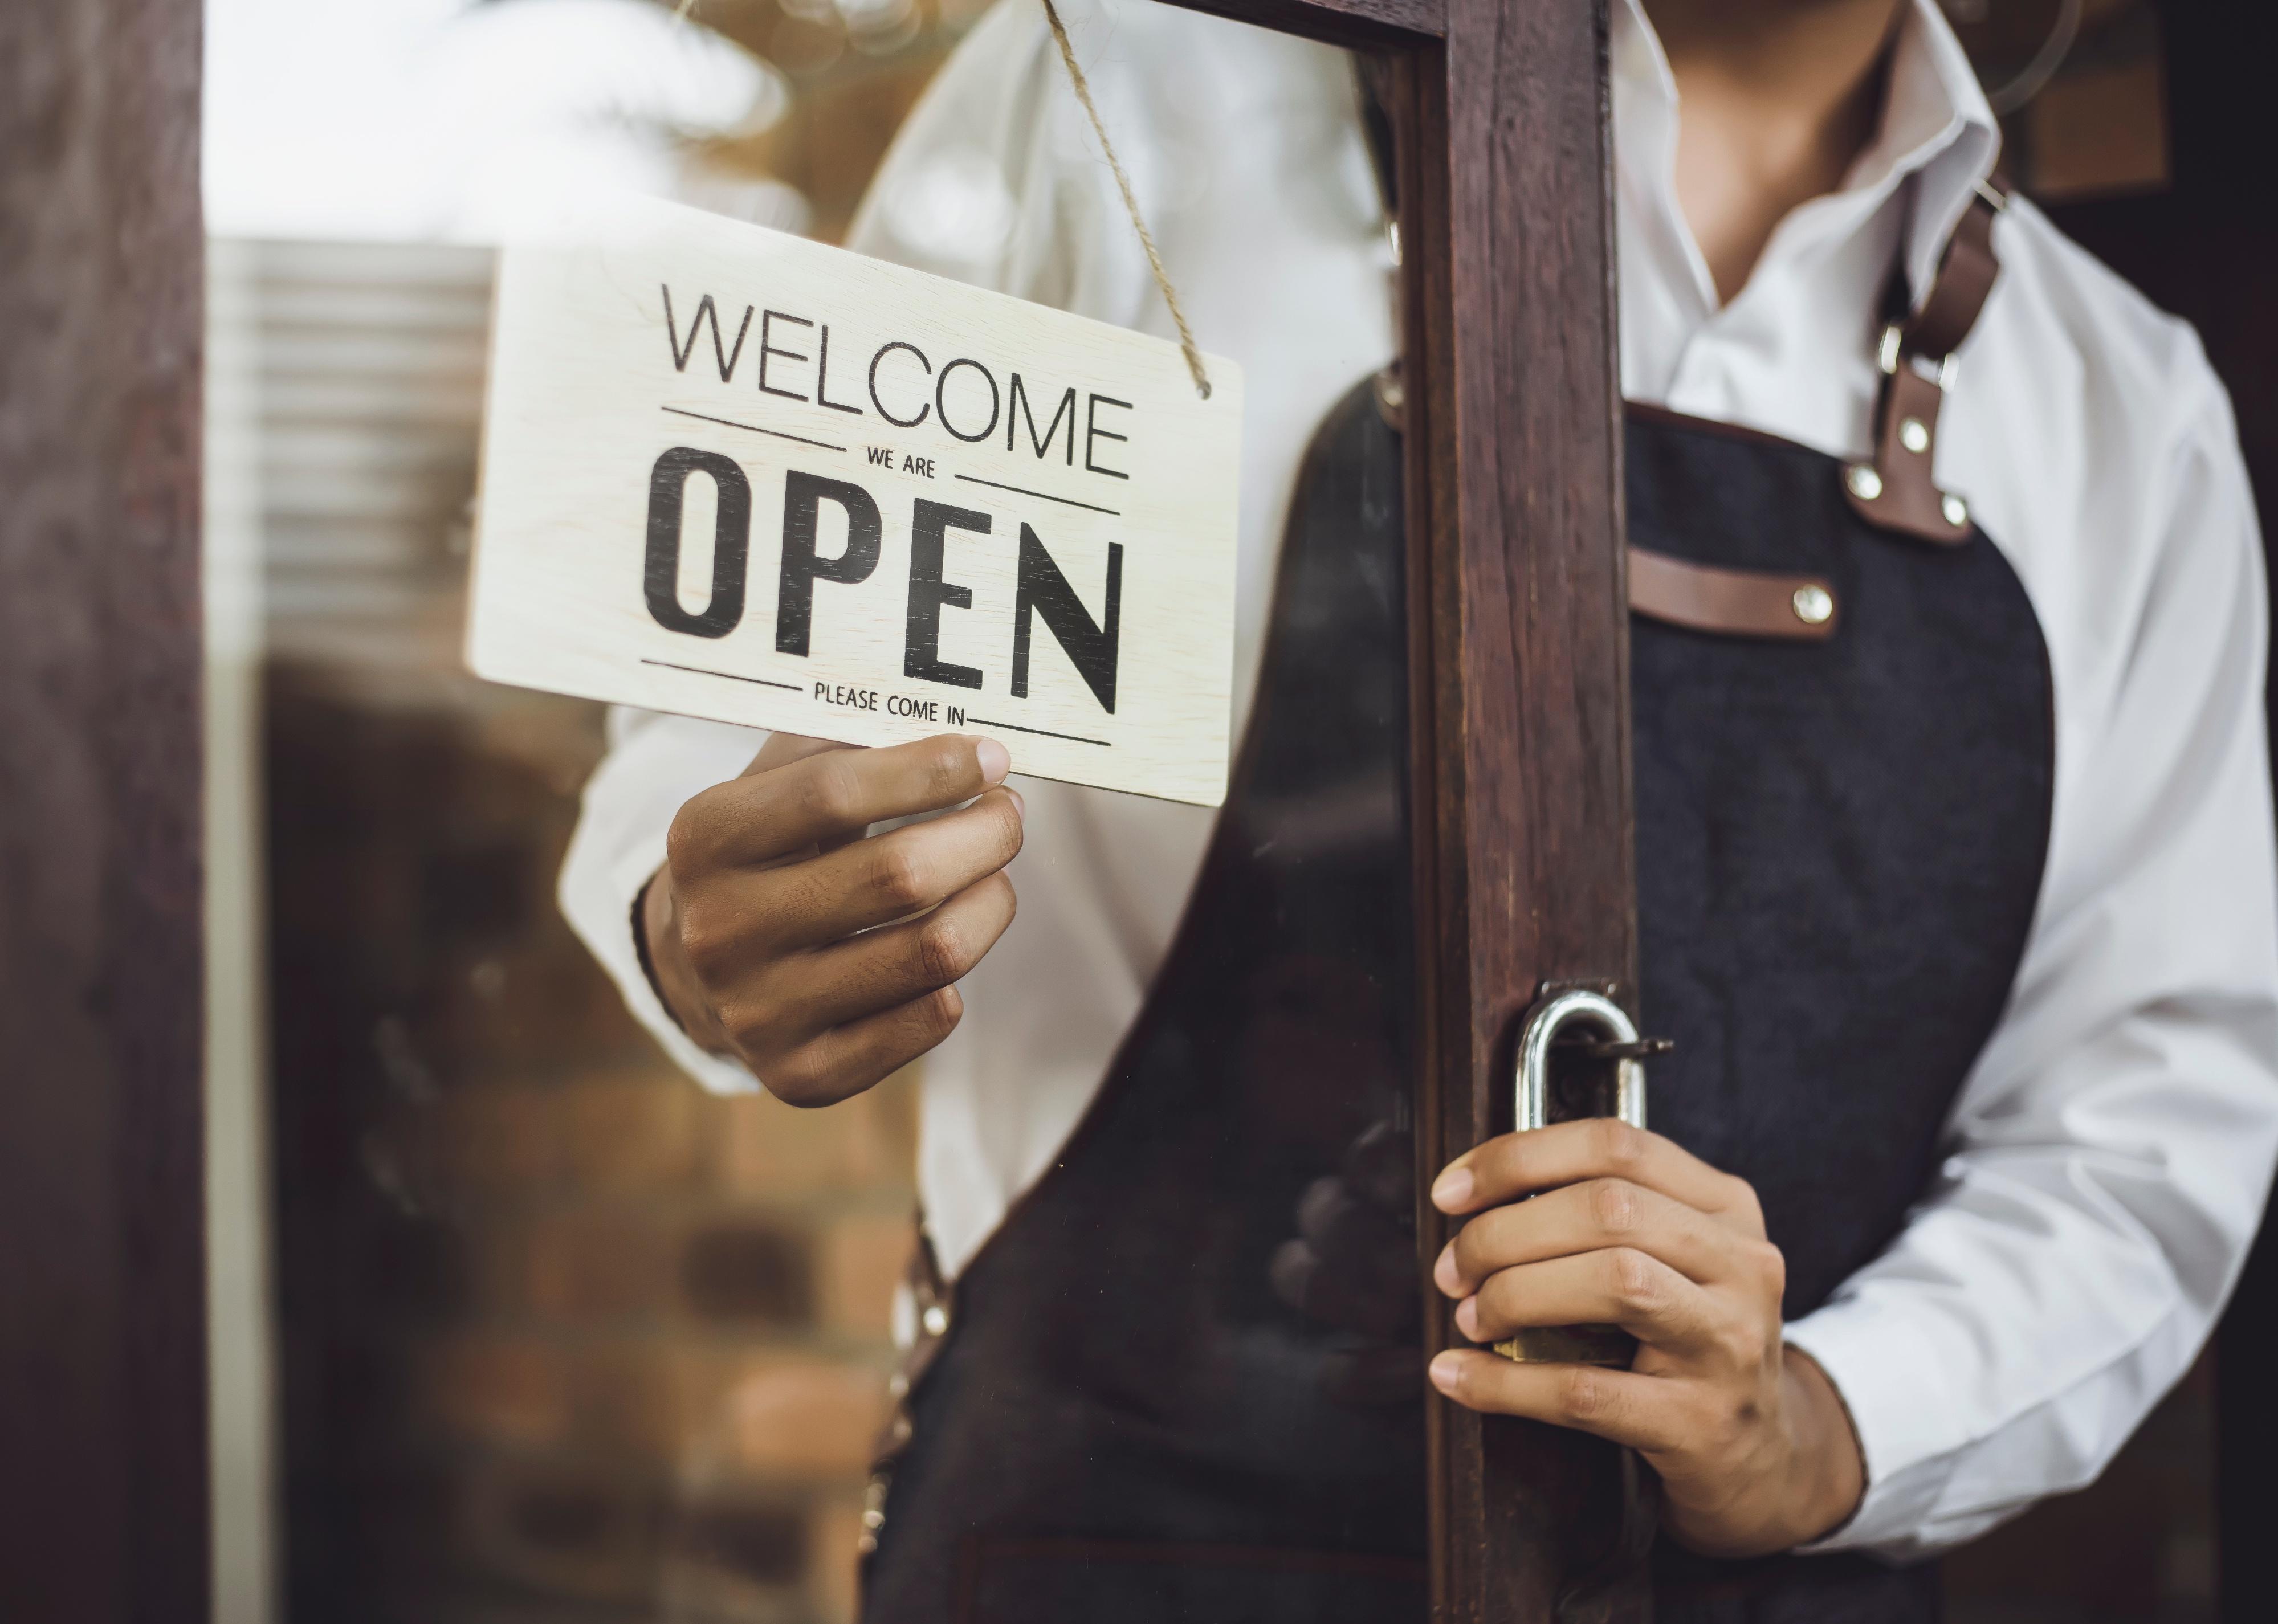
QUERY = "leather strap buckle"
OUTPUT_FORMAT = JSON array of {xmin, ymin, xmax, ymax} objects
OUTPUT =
[
  {"xmin": 1843, "ymin": 181, "xmax": 2006, "ymax": 545},
  {"xmin": 1876, "ymin": 321, "xmax": 1961, "ymax": 391}
]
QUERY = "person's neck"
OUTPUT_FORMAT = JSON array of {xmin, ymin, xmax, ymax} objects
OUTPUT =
[{"xmin": 1645, "ymin": 0, "xmax": 1909, "ymax": 304}]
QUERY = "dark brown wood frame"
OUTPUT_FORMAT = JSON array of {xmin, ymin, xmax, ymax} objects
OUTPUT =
[
  {"xmin": 0, "ymin": 2, "xmax": 210, "ymax": 1619},
  {"xmin": 1154, "ymin": 0, "xmax": 1642, "ymax": 1618}
]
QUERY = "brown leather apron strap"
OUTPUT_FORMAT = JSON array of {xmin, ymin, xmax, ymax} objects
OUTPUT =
[
  {"xmin": 1400, "ymin": 380, "xmax": 1840, "ymax": 642},
  {"xmin": 1908, "ymin": 182, "xmax": 2002, "ymax": 360},
  {"xmin": 1842, "ymin": 176, "xmax": 2008, "ymax": 545},
  {"xmin": 1628, "ymin": 546, "xmax": 1839, "ymax": 641}
]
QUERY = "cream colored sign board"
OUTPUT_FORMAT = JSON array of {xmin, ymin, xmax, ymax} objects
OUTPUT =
[{"xmin": 467, "ymin": 195, "xmax": 1244, "ymax": 806}]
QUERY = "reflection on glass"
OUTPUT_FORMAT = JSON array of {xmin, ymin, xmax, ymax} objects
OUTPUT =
[
  {"xmin": 857, "ymin": 371, "xmax": 1425, "ymax": 1624},
  {"xmin": 223, "ymin": 238, "xmax": 916, "ymax": 1623},
  {"xmin": 206, "ymin": 7, "xmax": 1033, "ymax": 1619}
]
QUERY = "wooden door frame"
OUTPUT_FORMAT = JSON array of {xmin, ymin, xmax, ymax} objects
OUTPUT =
[
  {"xmin": 0, "ymin": 1, "xmax": 210, "ymax": 1620},
  {"xmin": 1159, "ymin": 1, "xmax": 1641, "ymax": 1618}
]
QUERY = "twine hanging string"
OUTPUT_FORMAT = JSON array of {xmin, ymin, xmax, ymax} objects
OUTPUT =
[
  {"xmin": 1040, "ymin": 0, "xmax": 1213, "ymax": 399},
  {"xmin": 673, "ymin": 0, "xmax": 1208, "ymax": 398}
]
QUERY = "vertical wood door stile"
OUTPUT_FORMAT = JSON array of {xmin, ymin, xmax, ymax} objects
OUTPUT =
[
  {"xmin": 0, "ymin": 0, "xmax": 210, "ymax": 1619},
  {"xmin": 1393, "ymin": 1, "xmax": 1643, "ymax": 1618},
  {"xmin": 1144, "ymin": 0, "xmax": 1637, "ymax": 1613}
]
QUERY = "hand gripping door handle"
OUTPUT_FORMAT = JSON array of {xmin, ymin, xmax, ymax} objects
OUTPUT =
[{"xmin": 1493, "ymin": 988, "xmax": 1655, "ymax": 1368}]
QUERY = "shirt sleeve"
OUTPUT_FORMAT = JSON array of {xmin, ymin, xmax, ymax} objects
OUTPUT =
[{"xmin": 1786, "ymin": 356, "xmax": 2278, "ymax": 1558}]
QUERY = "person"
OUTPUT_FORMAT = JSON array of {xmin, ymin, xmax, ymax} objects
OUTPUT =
[{"xmin": 559, "ymin": 0, "xmax": 2278, "ymax": 1617}]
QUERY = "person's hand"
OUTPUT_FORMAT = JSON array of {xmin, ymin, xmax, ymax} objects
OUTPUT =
[
  {"xmin": 642, "ymin": 731, "xmax": 1023, "ymax": 1105},
  {"xmin": 1424, "ymin": 1119, "xmax": 1865, "ymax": 1557}
]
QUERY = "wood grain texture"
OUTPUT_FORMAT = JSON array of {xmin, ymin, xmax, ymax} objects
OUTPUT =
[
  {"xmin": 0, "ymin": 1, "xmax": 210, "ymax": 1618},
  {"xmin": 1392, "ymin": 3, "xmax": 1644, "ymax": 1619},
  {"xmin": 1150, "ymin": 0, "xmax": 1641, "ymax": 1610},
  {"xmin": 1150, "ymin": 0, "xmax": 1444, "ymax": 46}
]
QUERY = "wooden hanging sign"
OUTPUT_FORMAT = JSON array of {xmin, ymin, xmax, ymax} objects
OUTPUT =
[{"xmin": 467, "ymin": 194, "xmax": 1244, "ymax": 806}]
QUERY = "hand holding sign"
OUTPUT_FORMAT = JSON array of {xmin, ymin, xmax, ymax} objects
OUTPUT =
[
  {"xmin": 644, "ymin": 730, "xmax": 1024, "ymax": 1103},
  {"xmin": 468, "ymin": 196, "xmax": 1245, "ymax": 806}
]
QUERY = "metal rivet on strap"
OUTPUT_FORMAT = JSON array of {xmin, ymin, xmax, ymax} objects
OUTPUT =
[
  {"xmin": 922, "ymin": 1304, "xmax": 949, "ymax": 1336},
  {"xmin": 1941, "ymin": 493, "xmax": 1970, "ymax": 528},
  {"xmin": 1845, "ymin": 463, "xmax": 1884, "ymax": 501},
  {"xmin": 1898, "ymin": 416, "xmax": 1930, "ymax": 454},
  {"xmin": 1791, "ymin": 584, "xmax": 1835, "ymax": 626}
]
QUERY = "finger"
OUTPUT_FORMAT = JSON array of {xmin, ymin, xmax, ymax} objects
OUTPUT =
[
  {"xmin": 783, "ymin": 787, "xmax": 1024, "ymax": 945},
  {"xmin": 747, "ymin": 872, "xmax": 1017, "ymax": 1043},
  {"xmin": 1427, "ymin": 1349, "xmax": 1688, "ymax": 1451},
  {"xmin": 741, "ymin": 731, "xmax": 850, "ymax": 777},
  {"xmin": 755, "ymin": 984, "xmax": 968, "ymax": 1109},
  {"xmin": 1437, "ymin": 1178, "xmax": 1763, "ymax": 1297},
  {"xmin": 1431, "ymin": 1118, "xmax": 1762, "ymax": 1236},
  {"xmin": 673, "ymin": 733, "xmax": 1013, "ymax": 872},
  {"xmin": 682, "ymin": 788, "xmax": 1024, "ymax": 966},
  {"xmin": 741, "ymin": 735, "xmax": 870, "ymax": 855},
  {"xmin": 1454, "ymin": 1247, "xmax": 1720, "ymax": 1353}
]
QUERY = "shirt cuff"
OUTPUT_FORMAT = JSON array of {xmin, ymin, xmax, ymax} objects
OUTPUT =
[{"xmin": 1783, "ymin": 1296, "xmax": 1967, "ymax": 1556}]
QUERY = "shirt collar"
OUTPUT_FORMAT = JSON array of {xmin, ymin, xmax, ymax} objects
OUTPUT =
[{"xmin": 1611, "ymin": 0, "xmax": 2001, "ymax": 312}]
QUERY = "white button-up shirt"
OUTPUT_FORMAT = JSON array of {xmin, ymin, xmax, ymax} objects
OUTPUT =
[{"xmin": 559, "ymin": 0, "xmax": 2278, "ymax": 1560}]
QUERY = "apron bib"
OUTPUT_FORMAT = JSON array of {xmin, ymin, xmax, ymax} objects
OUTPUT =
[
  {"xmin": 865, "ymin": 373, "xmax": 1430, "ymax": 1624},
  {"xmin": 863, "ymin": 193, "xmax": 2052, "ymax": 1624}
]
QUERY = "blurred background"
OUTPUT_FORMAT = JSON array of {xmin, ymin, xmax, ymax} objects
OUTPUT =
[{"xmin": 198, "ymin": 3, "xmax": 2216, "ymax": 1623}]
